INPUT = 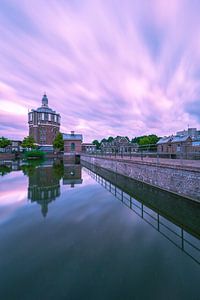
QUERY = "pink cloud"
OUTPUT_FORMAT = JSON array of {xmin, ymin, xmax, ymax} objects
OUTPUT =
[{"xmin": 0, "ymin": 0, "xmax": 200, "ymax": 142}]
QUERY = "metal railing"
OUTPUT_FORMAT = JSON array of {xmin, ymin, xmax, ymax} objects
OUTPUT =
[
  {"xmin": 85, "ymin": 168, "xmax": 200, "ymax": 265},
  {"xmin": 82, "ymin": 144, "xmax": 200, "ymax": 165}
]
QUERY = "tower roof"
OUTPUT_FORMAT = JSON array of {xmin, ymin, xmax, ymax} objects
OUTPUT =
[
  {"xmin": 36, "ymin": 93, "xmax": 54, "ymax": 113},
  {"xmin": 42, "ymin": 93, "xmax": 48, "ymax": 107}
]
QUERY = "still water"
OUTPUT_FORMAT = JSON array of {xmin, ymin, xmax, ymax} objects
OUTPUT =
[{"xmin": 0, "ymin": 159, "xmax": 200, "ymax": 300}]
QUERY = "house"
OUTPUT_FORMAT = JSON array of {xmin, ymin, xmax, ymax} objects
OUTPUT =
[
  {"xmin": 100, "ymin": 136, "xmax": 137, "ymax": 153},
  {"xmin": 0, "ymin": 140, "xmax": 22, "ymax": 153},
  {"xmin": 170, "ymin": 135, "xmax": 192, "ymax": 154},
  {"xmin": 82, "ymin": 143, "xmax": 96, "ymax": 153},
  {"xmin": 63, "ymin": 131, "xmax": 83, "ymax": 156},
  {"xmin": 157, "ymin": 136, "xmax": 173, "ymax": 153},
  {"xmin": 11, "ymin": 140, "xmax": 22, "ymax": 152},
  {"xmin": 157, "ymin": 135, "xmax": 192, "ymax": 156}
]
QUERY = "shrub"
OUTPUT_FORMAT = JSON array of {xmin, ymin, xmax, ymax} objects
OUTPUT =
[{"xmin": 24, "ymin": 150, "xmax": 45, "ymax": 159}]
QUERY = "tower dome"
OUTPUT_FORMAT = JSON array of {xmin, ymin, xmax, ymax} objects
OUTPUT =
[{"xmin": 42, "ymin": 93, "xmax": 48, "ymax": 107}]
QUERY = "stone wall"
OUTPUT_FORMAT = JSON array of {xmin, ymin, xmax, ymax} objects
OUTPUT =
[{"xmin": 81, "ymin": 155, "xmax": 200, "ymax": 203}]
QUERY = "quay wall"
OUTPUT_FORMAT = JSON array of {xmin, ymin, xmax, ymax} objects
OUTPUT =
[
  {"xmin": 0, "ymin": 153, "xmax": 16, "ymax": 160},
  {"xmin": 81, "ymin": 155, "xmax": 200, "ymax": 203}
]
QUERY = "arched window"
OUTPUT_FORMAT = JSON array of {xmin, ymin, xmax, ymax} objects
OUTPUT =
[{"xmin": 71, "ymin": 142, "xmax": 75, "ymax": 151}]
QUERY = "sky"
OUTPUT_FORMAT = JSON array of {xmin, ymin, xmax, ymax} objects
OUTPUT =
[{"xmin": 0, "ymin": 0, "xmax": 200, "ymax": 142}]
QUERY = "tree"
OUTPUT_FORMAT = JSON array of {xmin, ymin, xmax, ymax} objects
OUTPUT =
[
  {"xmin": 53, "ymin": 132, "xmax": 64, "ymax": 151},
  {"xmin": 21, "ymin": 136, "xmax": 36, "ymax": 149},
  {"xmin": 0, "ymin": 137, "xmax": 11, "ymax": 148},
  {"xmin": 138, "ymin": 134, "xmax": 160, "ymax": 146},
  {"xmin": 92, "ymin": 140, "xmax": 101, "ymax": 149},
  {"xmin": 107, "ymin": 136, "xmax": 114, "ymax": 143}
]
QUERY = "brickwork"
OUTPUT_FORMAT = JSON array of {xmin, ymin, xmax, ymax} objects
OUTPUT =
[
  {"xmin": 28, "ymin": 94, "xmax": 60, "ymax": 145},
  {"xmin": 64, "ymin": 140, "xmax": 82, "ymax": 154}
]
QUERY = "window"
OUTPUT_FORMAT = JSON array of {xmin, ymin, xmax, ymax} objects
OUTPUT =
[
  {"xmin": 29, "ymin": 113, "xmax": 33, "ymax": 121},
  {"xmin": 42, "ymin": 113, "xmax": 44, "ymax": 121},
  {"xmin": 48, "ymin": 114, "xmax": 51, "ymax": 121},
  {"xmin": 71, "ymin": 143, "xmax": 75, "ymax": 151}
]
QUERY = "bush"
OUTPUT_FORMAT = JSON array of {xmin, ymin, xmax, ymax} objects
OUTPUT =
[{"xmin": 24, "ymin": 150, "xmax": 45, "ymax": 159}]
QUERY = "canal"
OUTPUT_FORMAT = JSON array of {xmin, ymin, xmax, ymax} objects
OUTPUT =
[{"xmin": 0, "ymin": 160, "xmax": 200, "ymax": 300}]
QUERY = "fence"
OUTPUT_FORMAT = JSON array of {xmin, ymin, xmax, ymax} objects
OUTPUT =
[
  {"xmin": 85, "ymin": 168, "xmax": 200, "ymax": 265},
  {"xmin": 82, "ymin": 143, "xmax": 200, "ymax": 162}
]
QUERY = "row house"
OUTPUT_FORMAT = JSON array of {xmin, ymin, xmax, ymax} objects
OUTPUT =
[
  {"xmin": 101, "ymin": 136, "xmax": 138, "ymax": 153},
  {"xmin": 157, "ymin": 135, "xmax": 193, "ymax": 157}
]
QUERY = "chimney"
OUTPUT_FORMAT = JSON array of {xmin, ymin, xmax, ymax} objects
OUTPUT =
[{"xmin": 71, "ymin": 131, "xmax": 75, "ymax": 136}]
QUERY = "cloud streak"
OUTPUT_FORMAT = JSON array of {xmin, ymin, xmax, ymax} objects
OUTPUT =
[{"xmin": 0, "ymin": 0, "xmax": 200, "ymax": 141}]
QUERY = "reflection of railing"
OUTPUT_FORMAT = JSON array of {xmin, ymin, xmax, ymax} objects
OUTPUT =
[{"xmin": 85, "ymin": 168, "xmax": 200, "ymax": 265}]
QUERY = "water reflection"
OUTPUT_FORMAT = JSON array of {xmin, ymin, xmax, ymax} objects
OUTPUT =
[
  {"xmin": 63, "ymin": 164, "xmax": 83, "ymax": 187},
  {"xmin": 0, "ymin": 159, "xmax": 83, "ymax": 217},
  {"xmin": 27, "ymin": 161, "xmax": 62, "ymax": 217},
  {"xmin": 83, "ymin": 164, "xmax": 200, "ymax": 265},
  {"xmin": 26, "ymin": 160, "xmax": 83, "ymax": 216},
  {"xmin": 0, "ymin": 159, "xmax": 199, "ymax": 265}
]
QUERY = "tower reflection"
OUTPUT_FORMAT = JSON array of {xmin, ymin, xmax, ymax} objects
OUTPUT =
[
  {"xmin": 28, "ymin": 161, "xmax": 63, "ymax": 217},
  {"xmin": 27, "ymin": 160, "xmax": 83, "ymax": 216}
]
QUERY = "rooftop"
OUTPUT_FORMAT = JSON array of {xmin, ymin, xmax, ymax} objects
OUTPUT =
[
  {"xmin": 171, "ymin": 135, "xmax": 191, "ymax": 143},
  {"xmin": 31, "ymin": 93, "xmax": 59, "ymax": 114},
  {"xmin": 157, "ymin": 136, "xmax": 173, "ymax": 145},
  {"xmin": 63, "ymin": 132, "xmax": 83, "ymax": 141}
]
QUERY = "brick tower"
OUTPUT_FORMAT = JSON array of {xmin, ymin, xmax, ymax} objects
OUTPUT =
[{"xmin": 28, "ymin": 94, "xmax": 60, "ymax": 146}]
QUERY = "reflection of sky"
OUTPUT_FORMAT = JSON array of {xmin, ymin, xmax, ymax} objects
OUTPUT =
[
  {"xmin": 0, "ymin": 172, "xmax": 27, "ymax": 223},
  {"xmin": 1, "ymin": 1, "xmax": 200, "ymax": 142},
  {"xmin": 0, "ymin": 168, "xmax": 199, "ymax": 299}
]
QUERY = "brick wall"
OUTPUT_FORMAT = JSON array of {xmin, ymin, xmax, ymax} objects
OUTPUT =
[{"xmin": 64, "ymin": 140, "xmax": 82, "ymax": 154}]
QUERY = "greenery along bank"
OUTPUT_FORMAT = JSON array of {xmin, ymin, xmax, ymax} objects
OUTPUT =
[{"xmin": 24, "ymin": 150, "xmax": 45, "ymax": 160}]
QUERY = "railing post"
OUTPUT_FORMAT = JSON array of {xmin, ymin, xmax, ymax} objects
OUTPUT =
[{"xmin": 156, "ymin": 152, "xmax": 159, "ymax": 164}]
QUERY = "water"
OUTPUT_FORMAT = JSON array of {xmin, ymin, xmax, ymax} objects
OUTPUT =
[{"xmin": 0, "ymin": 160, "xmax": 200, "ymax": 300}]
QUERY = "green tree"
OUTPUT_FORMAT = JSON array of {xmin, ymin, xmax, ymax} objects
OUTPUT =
[
  {"xmin": 107, "ymin": 136, "xmax": 114, "ymax": 143},
  {"xmin": 92, "ymin": 140, "xmax": 101, "ymax": 149},
  {"xmin": 131, "ymin": 134, "xmax": 159, "ymax": 151},
  {"xmin": 21, "ymin": 136, "xmax": 36, "ymax": 149},
  {"xmin": 0, "ymin": 137, "xmax": 11, "ymax": 148},
  {"xmin": 131, "ymin": 134, "xmax": 159, "ymax": 146},
  {"xmin": 53, "ymin": 132, "xmax": 64, "ymax": 151}
]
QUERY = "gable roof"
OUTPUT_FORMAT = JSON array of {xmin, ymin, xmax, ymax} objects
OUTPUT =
[
  {"xmin": 157, "ymin": 136, "xmax": 172, "ymax": 145},
  {"xmin": 171, "ymin": 135, "xmax": 191, "ymax": 143}
]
